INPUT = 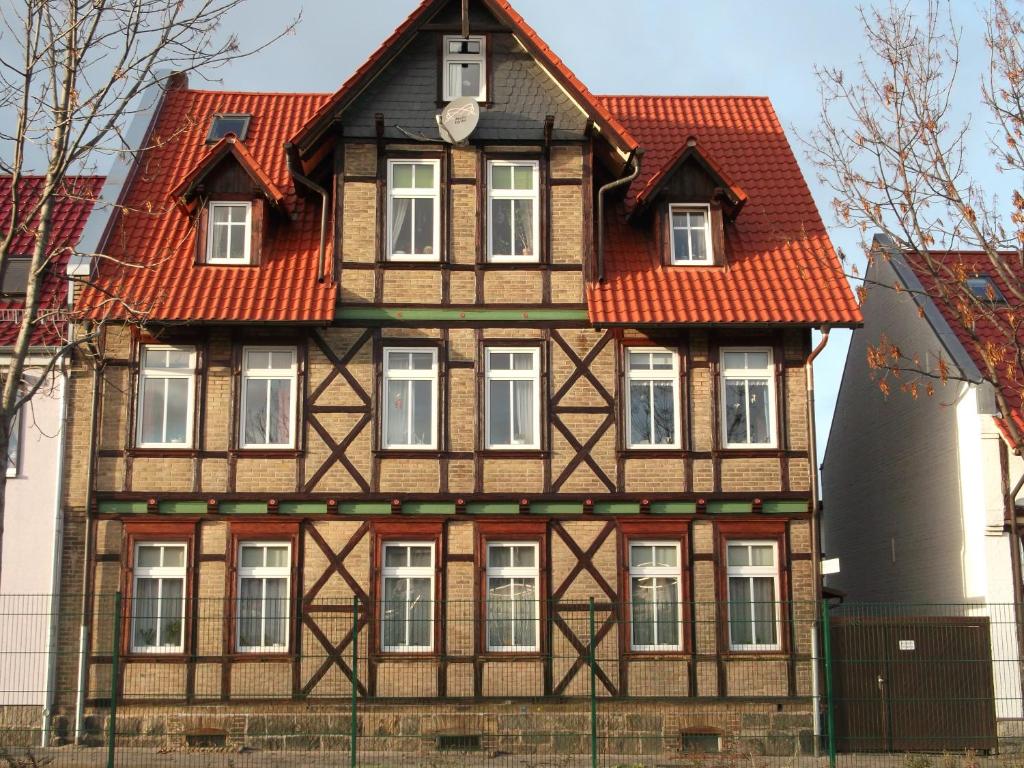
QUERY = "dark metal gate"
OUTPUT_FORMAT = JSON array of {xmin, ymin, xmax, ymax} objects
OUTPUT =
[{"xmin": 830, "ymin": 614, "xmax": 998, "ymax": 753}]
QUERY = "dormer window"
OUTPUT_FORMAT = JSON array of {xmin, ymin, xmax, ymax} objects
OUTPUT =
[
  {"xmin": 669, "ymin": 204, "xmax": 713, "ymax": 265},
  {"xmin": 207, "ymin": 201, "xmax": 252, "ymax": 264},
  {"xmin": 207, "ymin": 114, "xmax": 251, "ymax": 142},
  {"xmin": 443, "ymin": 35, "xmax": 486, "ymax": 102},
  {"xmin": 965, "ymin": 275, "xmax": 1006, "ymax": 303}
]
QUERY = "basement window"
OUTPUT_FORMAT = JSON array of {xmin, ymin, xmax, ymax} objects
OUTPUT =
[
  {"xmin": 443, "ymin": 36, "xmax": 486, "ymax": 102},
  {"xmin": 207, "ymin": 113, "xmax": 251, "ymax": 142},
  {"xmin": 681, "ymin": 730, "xmax": 722, "ymax": 754},
  {"xmin": 965, "ymin": 275, "xmax": 1006, "ymax": 303},
  {"xmin": 436, "ymin": 734, "xmax": 481, "ymax": 752}
]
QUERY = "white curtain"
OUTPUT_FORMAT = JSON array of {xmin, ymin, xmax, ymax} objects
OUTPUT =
[
  {"xmin": 512, "ymin": 380, "xmax": 533, "ymax": 444},
  {"xmin": 391, "ymin": 198, "xmax": 411, "ymax": 254},
  {"xmin": 134, "ymin": 578, "xmax": 159, "ymax": 648}
]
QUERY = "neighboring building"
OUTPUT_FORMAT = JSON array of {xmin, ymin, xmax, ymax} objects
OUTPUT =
[
  {"xmin": 53, "ymin": 0, "xmax": 858, "ymax": 755},
  {"xmin": 0, "ymin": 174, "xmax": 104, "ymax": 742},
  {"xmin": 822, "ymin": 233, "xmax": 1024, "ymax": 723}
]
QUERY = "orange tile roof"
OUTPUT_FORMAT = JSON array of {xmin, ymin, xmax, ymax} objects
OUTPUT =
[
  {"xmin": 0, "ymin": 175, "xmax": 104, "ymax": 346},
  {"xmin": 588, "ymin": 96, "xmax": 862, "ymax": 327},
  {"xmin": 77, "ymin": 88, "xmax": 334, "ymax": 323},
  {"xmin": 901, "ymin": 250, "xmax": 1024, "ymax": 448},
  {"xmin": 290, "ymin": 0, "xmax": 638, "ymax": 156}
]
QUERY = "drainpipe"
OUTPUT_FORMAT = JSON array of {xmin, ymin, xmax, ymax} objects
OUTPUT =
[
  {"xmin": 596, "ymin": 149, "xmax": 641, "ymax": 282},
  {"xmin": 41, "ymin": 358, "xmax": 70, "ymax": 747},
  {"xmin": 74, "ymin": 347, "xmax": 102, "ymax": 745},
  {"xmin": 806, "ymin": 327, "xmax": 831, "ymax": 601},
  {"xmin": 285, "ymin": 142, "xmax": 329, "ymax": 283}
]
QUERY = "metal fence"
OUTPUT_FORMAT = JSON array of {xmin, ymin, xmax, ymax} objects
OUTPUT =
[{"xmin": 0, "ymin": 595, "xmax": 1020, "ymax": 768}]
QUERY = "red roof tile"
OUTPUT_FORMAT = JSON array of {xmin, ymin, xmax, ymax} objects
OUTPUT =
[
  {"xmin": 588, "ymin": 96, "xmax": 861, "ymax": 327},
  {"xmin": 77, "ymin": 89, "xmax": 334, "ymax": 323},
  {"xmin": 0, "ymin": 175, "xmax": 104, "ymax": 347},
  {"xmin": 290, "ymin": 0, "xmax": 638, "ymax": 156},
  {"xmin": 901, "ymin": 250, "xmax": 1024, "ymax": 448}
]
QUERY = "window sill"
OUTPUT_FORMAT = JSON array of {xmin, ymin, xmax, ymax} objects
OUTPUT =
[
  {"xmin": 375, "ymin": 449, "xmax": 444, "ymax": 459},
  {"xmin": 130, "ymin": 447, "xmax": 197, "ymax": 458},
  {"xmin": 719, "ymin": 446, "xmax": 780, "ymax": 454},
  {"xmin": 478, "ymin": 449, "xmax": 548, "ymax": 459},
  {"xmin": 229, "ymin": 651, "xmax": 293, "ymax": 660},
  {"xmin": 619, "ymin": 448, "xmax": 686, "ymax": 458},
  {"xmin": 234, "ymin": 449, "xmax": 302, "ymax": 459},
  {"xmin": 623, "ymin": 648, "xmax": 690, "ymax": 658}
]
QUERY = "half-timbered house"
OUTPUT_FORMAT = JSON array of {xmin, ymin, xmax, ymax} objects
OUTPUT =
[{"xmin": 54, "ymin": 0, "xmax": 861, "ymax": 756}]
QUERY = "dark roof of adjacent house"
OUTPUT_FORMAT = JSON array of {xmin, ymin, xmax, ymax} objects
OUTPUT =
[
  {"xmin": 897, "ymin": 247, "xmax": 1024, "ymax": 447},
  {"xmin": 587, "ymin": 96, "xmax": 862, "ymax": 327},
  {"xmin": 0, "ymin": 175, "xmax": 104, "ymax": 347},
  {"xmin": 76, "ymin": 88, "xmax": 335, "ymax": 323}
]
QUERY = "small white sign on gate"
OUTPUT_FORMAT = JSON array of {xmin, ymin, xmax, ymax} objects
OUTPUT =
[{"xmin": 898, "ymin": 639, "xmax": 916, "ymax": 651}]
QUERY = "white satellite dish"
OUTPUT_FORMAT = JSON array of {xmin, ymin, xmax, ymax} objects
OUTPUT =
[{"xmin": 437, "ymin": 97, "xmax": 480, "ymax": 144}]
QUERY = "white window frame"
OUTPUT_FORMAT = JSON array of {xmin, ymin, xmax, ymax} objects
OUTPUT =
[
  {"xmin": 487, "ymin": 160, "xmax": 541, "ymax": 263},
  {"xmin": 486, "ymin": 541, "xmax": 540, "ymax": 653},
  {"xmin": 136, "ymin": 345, "xmax": 196, "ymax": 449},
  {"xmin": 131, "ymin": 542, "xmax": 188, "ymax": 654},
  {"xmin": 628, "ymin": 540, "xmax": 683, "ymax": 652},
  {"xmin": 6, "ymin": 407, "xmax": 20, "ymax": 478},
  {"xmin": 380, "ymin": 541, "xmax": 435, "ymax": 653},
  {"xmin": 382, "ymin": 347, "xmax": 438, "ymax": 450},
  {"xmin": 206, "ymin": 201, "xmax": 252, "ymax": 264},
  {"xmin": 239, "ymin": 346, "xmax": 298, "ymax": 450},
  {"xmin": 669, "ymin": 203, "xmax": 714, "ymax": 265},
  {"xmin": 625, "ymin": 348, "xmax": 681, "ymax": 449},
  {"xmin": 236, "ymin": 541, "xmax": 291, "ymax": 653},
  {"xmin": 726, "ymin": 540, "xmax": 781, "ymax": 652},
  {"xmin": 387, "ymin": 159, "xmax": 441, "ymax": 262},
  {"xmin": 720, "ymin": 347, "xmax": 777, "ymax": 449},
  {"xmin": 484, "ymin": 347, "xmax": 541, "ymax": 450},
  {"xmin": 442, "ymin": 35, "xmax": 487, "ymax": 102}
]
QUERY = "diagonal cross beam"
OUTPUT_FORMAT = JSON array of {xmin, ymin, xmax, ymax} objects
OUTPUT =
[
  {"xmin": 550, "ymin": 520, "xmax": 617, "ymax": 602},
  {"xmin": 551, "ymin": 611, "xmax": 618, "ymax": 696}
]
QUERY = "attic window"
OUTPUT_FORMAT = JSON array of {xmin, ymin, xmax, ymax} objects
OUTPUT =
[
  {"xmin": 0, "ymin": 257, "xmax": 31, "ymax": 296},
  {"xmin": 669, "ymin": 204, "xmax": 713, "ymax": 265},
  {"xmin": 443, "ymin": 35, "xmax": 486, "ymax": 102},
  {"xmin": 965, "ymin": 275, "xmax": 1005, "ymax": 303},
  {"xmin": 207, "ymin": 114, "xmax": 251, "ymax": 142}
]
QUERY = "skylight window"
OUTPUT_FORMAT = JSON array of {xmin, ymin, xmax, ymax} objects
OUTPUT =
[
  {"xmin": 965, "ymin": 275, "xmax": 1006, "ymax": 303},
  {"xmin": 207, "ymin": 114, "xmax": 251, "ymax": 142}
]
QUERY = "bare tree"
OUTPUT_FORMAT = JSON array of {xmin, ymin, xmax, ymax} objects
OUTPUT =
[
  {"xmin": 808, "ymin": 0, "xmax": 1024, "ymax": 445},
  {"xmin": 0, "ymin": 0, "xmax": 297, "ymax": 579}
]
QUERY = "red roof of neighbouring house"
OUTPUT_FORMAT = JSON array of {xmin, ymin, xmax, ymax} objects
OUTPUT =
[
  {"xmin": 901, "ymin": 250, "xmax": 1024, "ymax": 447},
  {"xmin": 587, "ymin": 96, "xmax": 862, "ymax": 327},
  {"xmin": 0, "ymin": 175, "xmax": 104, "ymax": 347},
  {"xmin": 76, "ymin": 88, "xmax": 334, "ymax": 323},
  {"xmin": 289, "ymin": 0, "xmax": 638, "ymax": 156}
]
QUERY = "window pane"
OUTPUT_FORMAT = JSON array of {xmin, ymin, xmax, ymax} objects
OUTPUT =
[
  {"xmin": 491, "ymin": 198, "xmax": 512, "ymax": 255},
  {"xmin": 408, "ymin": 577, "xmax": 432, "ymax": 646},
  {"xmin": 382, "ymin": 577, "xmax": 407, "ymax": 648},
  {"xmin": 512, "ymin": 546, "xmax": 535, "ymax": 568},
  {"xmin": 747, "ymin": 380, "xmax": 770, "ymax": 444},
  {"xmin": 688, "ymin": 210, "xmax": 706, "ymax": 228},
  {"xmin": 491, "ymin": 165, "xmax": 512, "ymax": 190},
  {"xmin": 212, "ymin": 205, "xmax": 231, "ymax": 224},
  {"xmin": 164, "ymin": 378, "xmax": 189, "ymax": 444},
  {"xmin": 410, "ymin": 379, "xmax": 432, "ymax": 445},
  {"xmin": 391, "ymin": 198, "xmax": 412, "ymax": 255},
  {"xmin": 489, "ymin": 352, "xmax": 511, "ymax": 370},
  {"xmin": 752, "ymin": 577, "xmax": 777, "ymax": 645},
  {"xmin": 134, "ymin": 578, "xmax": 159, "ymax": 647},
  {"xmin": 384, "ymin": 546, "xmax": 407, "ymax": 568},
  {"xmin": 727, "ymin": 545, "xmax": 748, "ymax": 567},
  {"xmin": 228, "ymin": 223, "xmax": 245, "ymax": 260},
  {"xmin": 513, "ymin": 165, "xmax": 534, "ymax": 190},
  {"xmin": 414, "ymin": 163, "xmax": 435, "ymax": 189},
  {"xmin": 137, "ymin": 546, "xmax": 161, "ymax": 568},
  {"xmin": 163, "ymin": 546, "xmax": 185, "ymax": 568},
  {"xmin": 264, "ymin": 578, "xmax": 287, "ymax": 647},
  {"xmin": 142, "ymin": 349, "xmax": 167, "ymax": 368},
  {"xmin": 673, "ymin": 227, "xmax": 691, "ymax": 260},
  {"xmin": 267, "ymin": 379, "xmax": 291, "ymax": 444},
  {"xmin": 513, "ymin": 198, "xmax": 534, "ymax": 256},
  {"xmin": 512, "ymin": 579, "xmax": 537, "ymax": 647},
  {"xmin": 722, "ymin": 352, "xmax": 746, "ymax": 370},
  {"xmin": 746, "ymin": 351, "xmax": 770, "ymax": 370},
  {"xmin": 247, "ymin": 350, "xmax": 271, "ymax": 370},
  {"xmin": 243, "ymin": 379, "xmax": 268, "ymax": 445},
  {"xmin": 457, "ymin": 62, "xmax": 481, "ymax": 98},
  {"xmin": 487, "ymin": 578, "xmax": 513, "ymax": 648},
  {"xmin": 165, "ymin": 349, "xmax": 192, "ymax": 369},
  {"xmin": 689, "ymin": 229, "xmax": 707, "ymax": 260},
  {"xmin": 410, "ymin": 546, "xmax": 432, "ymax": 567},
  {"xmin": 269, "ymin": 351, "xmax": 293, "ymax": 370},
  {"xmin": 413, "ymin": 198, "xmax": 434, "ymax": 255},
  {"xmin": 140, "ymin": 378, "xmax": 166, "ymax": 444},
  {"xmin": 651, "ymin": 353, "xmax": 673, "ymax": 370},
  {"xmin": 512, "ymin": 352, "xmax": 534, "ymax": 371},
  {"xmin": 728, "ymin": 577, "xmax": 753, "ymax": 646},
  {"xmin": 266, "ymin": 546, "xmax": 289, "ymax": 568},
  {"xmin": 512, "ymin": 379, "xmax": 534, "ymax": 445},
  {"xmin": 628, "ymin": 351, "xmax": 651, "ymax": 371},
  {"xmin": 386, "ymin": 380, "xmax": 409, "ymax": 446},
  {"xmin": 392, "ymin": 164, "xmax": 413, "ymax": 188},
  {"xmin": 240, "ymin": 546, "xmax": 263, "ymax": 568},
  {"xmin": 158, "ymin": 579, "xmax": 184, "ymax": 647},
  {"xmin": 488, "ymin": 379, "xmax": 511, "ymax": 446},
  {"xmin": 410, "ymin": 352, "xmax": 434, "ymax": 370},
  {"xmin": 238, "ymin": 578, "xmax": 262, "ymax": 648},
  {"xmin": 489, "ymin": 546, "xmax": 511, "ymax": 568},
  {"xmin": 725, "ymin": 380, "xmax": 748, "ymax": 444},
  {"xmin": 630, "ymin": 545, "xmax": 653, "ymax": 569},
  {"xmin": 631, "ymin": 577, "xmax": 654, "ymax": 647},
  {"xmin": 654, "ymin": 546, "xmax": 677, "ymax": 567},
  {"xmin": 655, "ymin": 577, "xmax": 680, "ymax": 646},
  {"xmin": 630, "ymin": 381, "xmax": 651, "ymax": 445},
  {"xmin": 652, "ymin": 380, "xmax": 675, "ymax": 444},
  {"xmin": 750, "ymin": 545, "xmax": 774, "ymax": 567}
]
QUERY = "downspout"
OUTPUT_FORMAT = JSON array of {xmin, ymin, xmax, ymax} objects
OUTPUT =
[
  {"xmin": 74, "ymin": 338, "xmax": 101, "ymax": 744},
  {"xmin": 41, "ymin": 356, "xmax": 70, "ymax": 747},
  {"xmin": 285, "ymin": 142, "xmax": 329, "ymax": 283},
  {"xmin": 806, "ymin": 327, "xmax": 831, "ymax": 601},
  {"xmin": 597, "ymin": 149, "xmax": 641, "ymax": 282}
]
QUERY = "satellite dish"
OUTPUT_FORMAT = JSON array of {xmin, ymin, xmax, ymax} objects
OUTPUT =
[{"xmin": 437, "ymin": 97, "xmax": 480, "ymax": 144}]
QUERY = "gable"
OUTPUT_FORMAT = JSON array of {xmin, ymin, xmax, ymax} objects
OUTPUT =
[{"xmin": 340, "ymin": 0, "xmax": 589, "ymax": 141}]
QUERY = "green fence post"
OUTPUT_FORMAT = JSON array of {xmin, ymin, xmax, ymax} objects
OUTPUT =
[
  {"xmin": 106, "ymin": 591, "xmax": 122, "ymax": 768},
  {"xmin": 820, "ymin": 599, "xmax": 836, "ymax": 768},
  {"xmin": 351, "ymin": 594, "xmax": 358, "ymax": 768},
  {"xmin": 589, "ymin": 596, "xmax": 597, "ymax": 768}
]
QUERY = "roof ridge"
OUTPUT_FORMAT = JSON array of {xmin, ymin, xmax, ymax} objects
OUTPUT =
[
  {"xmin": 180, "ymin": 88, "xmax": 333, "ymax": 97},
  {"xmin": 597, "ymin": 94, "xmax": 773, "ymax": 101}
]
